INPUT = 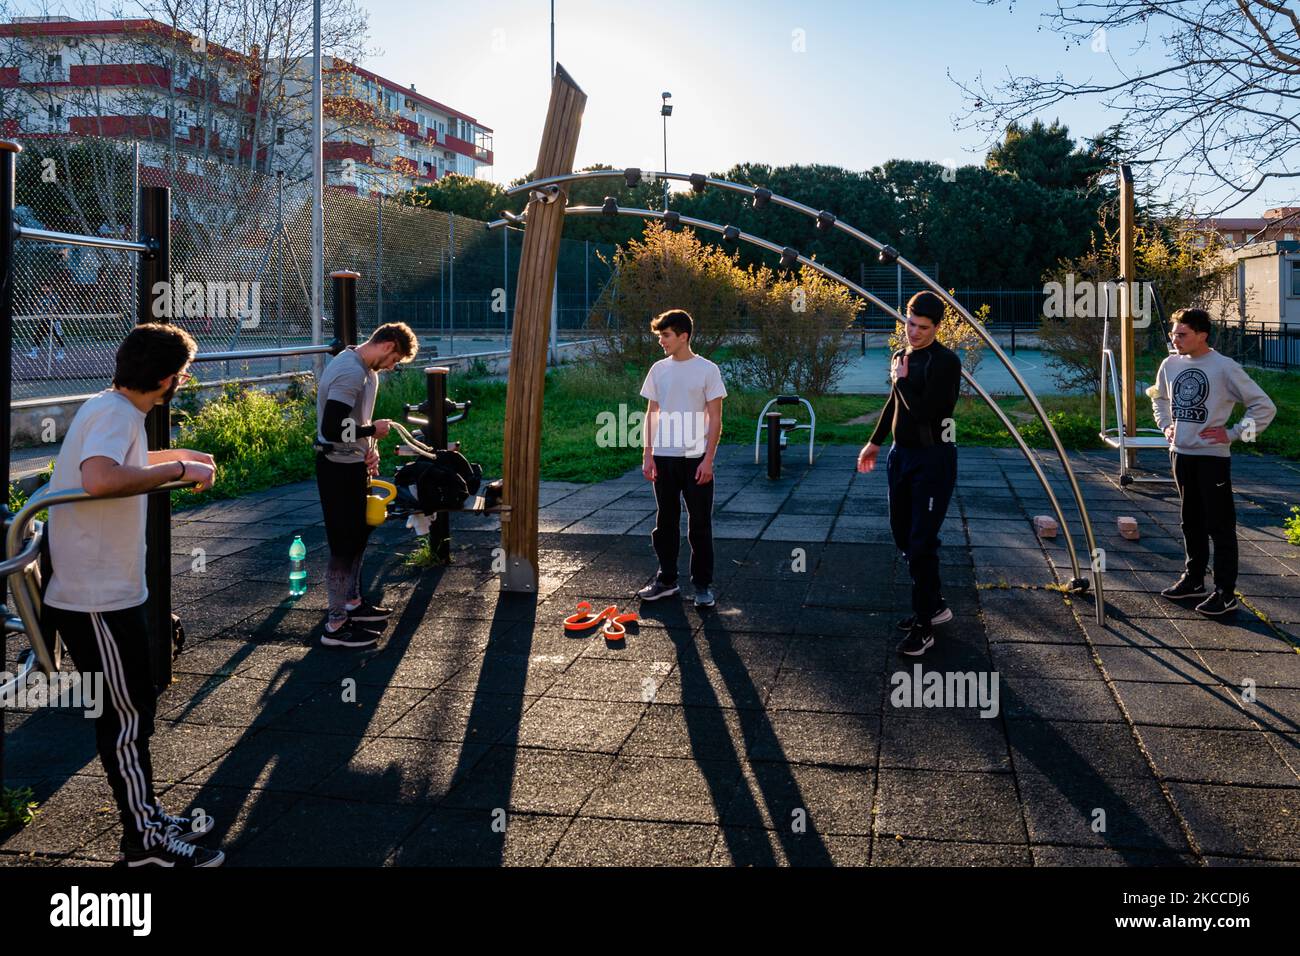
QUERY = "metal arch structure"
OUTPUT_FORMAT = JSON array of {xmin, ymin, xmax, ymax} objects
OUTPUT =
[{"xmin": 493, "ymin": 192, "xmax": 1107, "ymax": 625}]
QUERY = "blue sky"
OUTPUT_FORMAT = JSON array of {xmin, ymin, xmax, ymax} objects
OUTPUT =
[{"xmin": 352, "ymin": 0, "xmax": 1291, "ymax": 216}]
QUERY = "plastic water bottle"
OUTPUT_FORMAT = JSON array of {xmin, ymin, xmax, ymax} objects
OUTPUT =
[{"xmin": 288, "ymin": 536, "xmax": 307, "ymax": 598}]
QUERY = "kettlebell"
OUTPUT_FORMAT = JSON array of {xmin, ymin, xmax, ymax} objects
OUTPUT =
[{"xmin": 366, "ymin": 479, "xmax": 398, "ymax": 526}]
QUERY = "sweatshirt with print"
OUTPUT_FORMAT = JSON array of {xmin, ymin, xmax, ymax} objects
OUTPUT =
[{"xmin": 1151, "ymin": 349, "xmax": 1276, "ymax": 458}]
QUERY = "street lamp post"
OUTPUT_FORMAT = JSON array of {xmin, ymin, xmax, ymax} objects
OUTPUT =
[{"xmin": 660, "ymin": 91, "xmax": 672, "ymax": 211}]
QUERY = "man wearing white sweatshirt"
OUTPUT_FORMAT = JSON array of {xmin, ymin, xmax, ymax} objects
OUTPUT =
[{"xmin": 1151, "ymin": 308, "xmax": 1277, "ymax": 617}]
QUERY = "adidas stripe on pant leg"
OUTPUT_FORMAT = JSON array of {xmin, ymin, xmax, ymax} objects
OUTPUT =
[{"xmin": 49, "ymin": 602, "xmax": 166, "ymax": 849}]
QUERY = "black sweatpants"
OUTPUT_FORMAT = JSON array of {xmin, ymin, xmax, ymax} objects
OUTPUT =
[
  {"xmin": 315, "ymin": 454, "xmax": 375, "ymax": 626},
  {"xmin": 652, "ymin": 454, "xmax": 715, "ymax": 589},
  {"xmin": 1171, "ymin": 451, "xmax": 1238, "ymax": 593},
  {"xmin": 46, "ymin": 602, "xmax": 167, "ymax": 850},
  {"xmin": 887, "ymin": 443, "xmax": 958, "ymax": 622}
]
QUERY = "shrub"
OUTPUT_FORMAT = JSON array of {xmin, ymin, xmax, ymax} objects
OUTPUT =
[
  {"xmin": 174, "ymin": 385, "xmax": 315, "ymax": 507},
  {"xmin": 588, "ymin": 221, "xmax": 747, "ymax": 370},
  {"xmin": 1285, "ymin": 506, "xmax": 1300, "ymax": 546},
  {"xmin": 1039, "ymin": 215, "xmax": 1234, "ymax": 394},
  {"xmin": 0, "ymin": 787, "xmax": 38, "ymax": 832},
  {"xmin": 726, "ymin": 265, "xmax": 860, "ymax": 395}
]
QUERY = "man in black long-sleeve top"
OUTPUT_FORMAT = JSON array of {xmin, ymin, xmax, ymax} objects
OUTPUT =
[{"xmin": 857, "ymin": 292, "xmax": 962, "ymax": 656}]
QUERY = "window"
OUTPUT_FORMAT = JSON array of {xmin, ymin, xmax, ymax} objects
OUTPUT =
[
  {"xmin": 1291, "ymin": 261, "xmax": 1300, "ymax": 298},
  {"xmin": 276, "ymin": 126, "xmax": 285, "ymax": 145},
  {"xmin": 47, "ymin": 53, "xmax": 62, "ymax": 70},
  {"xmin": 46, "ymin": 104, "xmax": 62, "ymax": 122}
]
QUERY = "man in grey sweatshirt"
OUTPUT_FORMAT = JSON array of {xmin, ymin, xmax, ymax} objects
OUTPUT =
[{"xmin": 1150, "ymin": 308, "xmax": 1277, "ymax": 617}]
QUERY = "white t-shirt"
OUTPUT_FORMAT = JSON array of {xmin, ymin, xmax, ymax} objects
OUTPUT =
[
  {"xmin": 639, "ymin": 354, "xmax": 727, "ymax": 458},
  {"xmin": 45, "ymin": 390, "xmax": 150, "ymax": 612}
]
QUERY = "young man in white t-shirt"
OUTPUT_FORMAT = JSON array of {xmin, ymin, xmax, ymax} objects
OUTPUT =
[
  {"xmin": 636, "ymin": 309, "xmax": 728, "ymax": 607},
  {"xmin": 43, "ymin": 323, "xmax": 224, "ymax": 867}
]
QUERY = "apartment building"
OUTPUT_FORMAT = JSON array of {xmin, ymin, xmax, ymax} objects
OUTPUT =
[
  {"xmin": 0, "ymin": 15, "xmax": 492, "ymax": 195},
  {"xmin": 1195, "ymin": 206, "xmax": 1300, "ymax": 248},
  {"xmin": 319, "ymin": 57, "xmax": 493, "ymax": 195}
]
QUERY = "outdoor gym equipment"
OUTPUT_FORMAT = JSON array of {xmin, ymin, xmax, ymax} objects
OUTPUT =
[
  {"xmin": 753, "ymin": 395, "xmax": 816, "ymax": 479},
  {"xmin": 492, "ymin": 146, "xmax": 1107, "ymax": 624},
  {"xmin": 1099, "ymin": 277, "xmax": 1176, "ymax": 487}
]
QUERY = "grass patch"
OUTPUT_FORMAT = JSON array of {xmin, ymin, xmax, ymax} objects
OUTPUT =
[
  {"xmin": 173, "ymin": 384, "xmax": 316, "ymax": 510},
  {"xmin": 156, "ymin": 360, "xmax": 1300, "ymax": 501}
]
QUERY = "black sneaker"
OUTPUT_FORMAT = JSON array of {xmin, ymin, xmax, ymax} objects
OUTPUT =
[
  {"xmin": 347, "ymin": 600, "xmax": 392, "ymax": 623},
  {"xmin": 897, "ymin": 624, "xmax": 936, "ymax": 657},
  {"xmin": 636, "ymin": 581, "xmax": 680, "ymax": 601},
  {"xmin": 123, "ymin": 831, "xmax": 224, "ymax": 868},
  {"xmin": 319, "ymin": 622, "xmax": 380, "ymax": 648},
  {"xmin": 1161, "ymin": 576, "xmax": 1209, "ymax": 600},
  {"xmin": 157, "ymin": 807, "xmax": 214, "ymax": 844},
  {"xmin": 1195, "ymin": 589, "xmax": 1239, "ymax": 617},
  {"xmin": 896, "ymin": 600, "xmax": 953, "ymax": 631},
  {"xmin": 693, "ymin": 587, "xmax": 716, "ymax": 608}
]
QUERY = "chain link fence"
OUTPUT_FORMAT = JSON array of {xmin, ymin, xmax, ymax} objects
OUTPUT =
[{"xmin": 11, "ymin": 136, "xmax": 614, "ymax": 403}]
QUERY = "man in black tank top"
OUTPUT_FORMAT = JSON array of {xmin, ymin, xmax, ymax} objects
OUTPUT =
[{"xmin": 857, "ymin": 292, "xmax": 962, "ymax": 657}]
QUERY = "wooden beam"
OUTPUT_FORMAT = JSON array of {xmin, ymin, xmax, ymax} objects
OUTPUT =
[
  {"xmin": 500, "ymin": 64, "xmax": 586, "ymax": 592},
  {"xmin": 1118, "ymin": 164, "xmax": 1138, "ymax": 467}
]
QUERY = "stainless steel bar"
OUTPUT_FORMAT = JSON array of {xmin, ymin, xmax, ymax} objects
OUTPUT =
[
  {"xmin": 0, "ymin": 650, "xmax": 36, "ymax": 701},
  {"xmin": 14, "ymin": 224, "xmax": 151, "ymax": 254},
  {"xmin": 961, "ymin": 371, "xmax": 1084, "ymax": 585},
  {"xmin": 5, "ymin": 481, "xmax": 197, "ymax": 675},
  {"xmin": 192, "ymin": 343, "xmax": 336, "ymax": 363}
]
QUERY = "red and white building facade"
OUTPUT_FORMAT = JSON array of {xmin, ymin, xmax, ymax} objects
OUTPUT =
[
  {"xmin": 0, "ymin": 15, "xmax": 493, "ymax": 195},
  {"xmin": 320, "ymin": 58, "xmax": 493, "ymax": 195}
]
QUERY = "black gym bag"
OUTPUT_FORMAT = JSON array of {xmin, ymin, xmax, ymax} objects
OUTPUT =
[{"xmin": 394, "ymin": 449, "xmax": 484, "ymax": 512}]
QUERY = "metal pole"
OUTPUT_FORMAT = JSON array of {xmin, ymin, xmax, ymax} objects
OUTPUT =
[
  {"xmin": 448, "ymin": 215, "xmax": 455, "ymax": 354},
  {"xmin": 766, "ymin": 411, "xmax": 782, "ymax": 479},
  {"xmin": 375, "ymin": 195, "xmax": 383, "ymax": 326},
  {"xmin": 311, "ymin": 0, "xmax": 324, "ymax": 377},
  {"xmin": 504, "ymin": 222, "xmax": 510, "ymax": 347},
  {"xmin": 0, "ymin": 141, "xmax": 18, "ymax": 791},
  {"xmin": 550, "ymin": 0, "xmax": 555, "ymax": 79},
  {"xmin": 426, "ymin": 367, "xmax": 450, "ymax": 563},
  {"xmin": 662, "ymin": 111, "xmax": 669, "ymax": 211},
  {"xmin": 1118, "ymin": 165, "xmax": 1138, "ymax": 468},
  {"xmin": 276, "ymin": 170, "xmax": 284, "ymax": 372},
  {"xmin": 138, "ymin": 184, "xmax": 173, "ymax": 692},
  {"xmin": 584, "ymin": 238, "xmax": 589, "ymax": 322},
  {"xmin": 331, "ymin": 269, "xmax": 359, "ymax": 349}
]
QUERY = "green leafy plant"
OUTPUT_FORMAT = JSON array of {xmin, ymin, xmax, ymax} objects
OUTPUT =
[
  {"xmin": 1285, "ymin": 506, "xmax": 1300, "ymax": 547},
  {"xmin": 0, "ymin": 787, "xmax": 39, "ymax": 832},
  {"xmin": 173, "ymin": 385, "xmax": 316, "ymax": 508},
  {"xmin": 403, "ymin": 535, "xmax": 451, "ymax": 568}
]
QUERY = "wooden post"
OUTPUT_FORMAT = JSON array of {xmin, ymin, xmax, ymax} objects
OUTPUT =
[
  {"xmin": 500, "ymin": 64, "xmax": 586, "ymax": 592},
  {"xmin": 1118, "ymin": 165, "xmax": 1138, "ymax": 467},
  {"xmin": 138, "ymin": 184, "xmax": 174, "ymax": 693}
]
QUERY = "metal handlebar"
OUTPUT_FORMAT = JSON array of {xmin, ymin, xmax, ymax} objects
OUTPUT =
[{"xmin": 3, "ymin": 480, "xmax": 198, "ymax": 677}]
